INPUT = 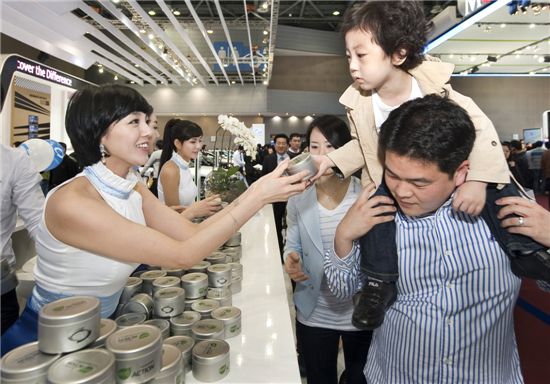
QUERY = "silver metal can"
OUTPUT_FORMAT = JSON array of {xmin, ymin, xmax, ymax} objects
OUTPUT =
[
  {"xmin": 144, "ymin": 319, "xmax": 170, "ymax": 340},
  {"xmin": 230, "ymin": 276, "xmax": 242, "ymax": 294},
  {"xmin": 120, "ymin": 293, "xmax": 154, "ymax": 319},
  {"xmin": 0, "ymin": 341, "xmax": 60, "ymax": 384},
  {"xmin": 180, "ymin": 273, "xmax": 208, "ymax": 299},
  {"xmin": 170, "ymin": 311, "xmax": 201, "ymax": 337},
  {"xmin": 38, "ymin": 296, "xmax": 101, "ymax": 354},
  {"xmin": 153, "ymin": 287, "xmax": 186, "ymax": 318},
  {"xmin": 205, "ymin": 252, "xmax": 226, "ymax": 265},
  {"xmin": 190, "ymin": 299, "xmax": 220, "ymax": 319},
  {"xmin": 191, "ymin": 319, "xmax": 224, "ymax": 341},
  {"xmin": 184, "ymin": 298, "xmax": 199, "ymax": 311},
  {"xmin": 286, "ymin": 152, "xmax": 318, "ymax": 180},
  {"xmin": 223, "ymin": 232, "xmax": 241, "ymax": 247},
  {"xmin": 211, "ymin": 306, "xmax": 242, "ymax": 339},
  {"xmin": 46, "ymin": 348, "xmax": 115, "ymax": 384},
  {"xmin": 222, "ymin": 245, "xmax": 241, "ymax": 261},
  {"xmin": 140, "ymin": 270, "xmax": 167, "ymax": 295},
  {"xmin": 187, "ymin": 261, "xmax": 211, "ymax": 274},
  {"xmin": 115, "ymin": 313, "xmax": 147, "ymax": 329},
  {"xmin": 192, "ymin": 339, "xmax": 230, "ymax": 382},
  {"xmin": 152, "ymin": 276, "xmax": 181, "ymax": 294},
  {"xmin": 161, "ymin": 268, "xmax": 185, "ymax": 278},
  {"xmin": 89, "ymin": 318, "xmax": 118, "ymax": 348},
  {"xmin": 206, "ymin": 264, "xmax": 232, "ymax": 288},
  {"xmin": 120, "ymin": 277, "xmax": 143, "ymax": 305},
  {"xmin": 106, "ymin": 324, "xmax": 162, "ymax": 384},
  {"xmin": 206, "ymin": 287, "xmax": 232, "ymax": 307},
  {"xmin": 227, "ymin": 262, "xmax": 243, "ymax": 279},
  {"xmin": 164, "ymin": 335, "xmax": 195, "ymax": 374},
  {"xmin": 149, "ymin": 344, "xmax": 184, "ymax": 384}
]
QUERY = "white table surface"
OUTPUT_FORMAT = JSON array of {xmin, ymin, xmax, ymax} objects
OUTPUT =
[{"xmin": 187, "ymin": 205, "xmax": 301, "ymax": 383}]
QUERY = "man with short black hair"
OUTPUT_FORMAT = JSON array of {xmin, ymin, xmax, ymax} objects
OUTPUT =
[
  {"xmin": 325, "ymin": 95, "xmax": 525, "ymax": 383},
  {"xmin": 288, "ymin": 133, "xmax": 302, "ymax": 157}
]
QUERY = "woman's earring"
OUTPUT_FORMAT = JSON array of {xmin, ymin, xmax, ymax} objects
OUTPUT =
[{"xmin": 99, "ymin": 144, "xmax": 107, "ymax": 164}]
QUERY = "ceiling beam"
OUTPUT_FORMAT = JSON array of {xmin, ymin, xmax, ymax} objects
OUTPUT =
[
  {"xmin": 243, "ymin": 0, "xmax": 256, "ymax": 85},
  {"xmin": 214, "ymin": 0, "xmax": 244, "ymax": 85}
]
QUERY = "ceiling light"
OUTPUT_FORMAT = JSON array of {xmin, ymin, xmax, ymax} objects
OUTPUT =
[
  {"xmin": 130, "ymin": 81, "xmax": 135, "ymax": 84},
  {"xmin": 482, "ymin": 62, "xmax": 491, "ymax": 67},
  {"xmin": 288, "ymin": 13, "xmax": 292, "ymax": 17},
  {"xmin": 114, "ymin": 75, "xmax": 118, "ymax": 80},
  {"xmin": 139, "ymin": 29, "xmax": 146, "ymax": 34},
  {"xmin": 207, "ymin": 29, "xmax": 214, "ymax": 34},
  {"xmin": 332, "ymin": 11, "xmax": 340, "ymax": 16},
  {"xmin": 500, "ymin": 23, "xmax": 506, "ymax": 28},
  {"xmin": 487, "ymin": 55, "xmax": 498, "ymax": 62},
  {"xmin": 98, "ymin": 67, "xmax": 104, "ymax": 73},
  {"xmin": 529, "ymin": 71, "xmax": 535, "ymax": 75},
  {"xmin": 449, "ymin": 54, "xmax": 454, "ymax": 59},
  {"xmin": 261, "ymin": 2, "xmax": 268, "ymax": 10},
  {"xmin": 263, "ymin": 30, "xmax": 269, "ymax": 35},
  {"xmin": 231, "ymin": 81, "xmax": 236, "ymax": 84},
  {"xmin": 148, "ymin": 33, "xmax": 154, "ymax": 40},
  {"xmin": 529, "ymin": 23, "xmax": 535, "ymax": 28},
  {"xmin": 134, "ymin": 64, "xmax": 139, "ymax": 67},
  {"xmin": 515, "ymin": 54, "xmax": 520, "ymax": 59},
  {"xmin": 148, "ymin": 10, "xmax": 156, "ymax": 16},
  {"xmin": 112, "ymin": 0, "xmax": 120, "ymax": 3},
  {"xmin": 469, "ymin": 56, "xmax": 476, "ymax": 62},
  {"xmin": 263, "ymin": 80, "xmax": 268, "ymax": 85},
  {"xmin": 173, "ymin": 10, "xmax": 180, "ymax": 16},
  {"xmin": 539, "ymin": 57, "xmax": 545, "ymax": 63}
]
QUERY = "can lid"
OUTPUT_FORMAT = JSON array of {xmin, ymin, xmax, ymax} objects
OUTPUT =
[
  {"xmin": 115, "ymin": 313, "xmax": 147, "ymax": 328},
  {"xmin": 170, "ymin": 311, "xmax": 201, "ymax": 326},
  {"xmin": 191, "ymin": 319, "xmax": 224, "ymax": 336},
  {"xmin": 207, "ymin": 264, "xmax": 231, "ymax": 273},
  {"xmin": 39, "ymin": 296, "xmax": 100, "ymax": 326},
  {"xmin": 181, "ymin": 272, "xmax": 207, "ymax": 283},
  {"xmin": 1, "ymin": 341, "xmax": 60, "ymax": 379},
  {"xmin": 144, "ymin": 319, "xmax": 170, "ymax": 333},
  {"xmin": 125, "ymin": 277, "xmax": 142, "ymax": 288},
  {"xmin": 164, "ymin": 336, "xmax": 195, "ymax": 354},
  {"xmin": 106, "ymin": 325, "xmax": 162, "ymax": 355},
  {"xmin": 46, "ymin": 349, "xmax": 115, "ymax": 383},
  {"xmin": 192, "ymin": 339, "xmax": 230, "ymax": 363},
  {"xmin": 140, "ymin": 270, "xmax": 167, "ymax": 281},
  {"xmin": 154, "ymin": 287, "xmax": 185, "ymax": 300},
  {"xmin": 191, "ymin": 299, "xmax": 220, "ymax": 313},
  {"xmin": 97, "ymin": 318, "xmax": 118, "ymax": 339},
  {"xmin": 211, "ymin": 306, "xmax": 241, "ymax": 321},
  {"xmin": 155, "ymin": 344, "xmax": 183, "ymax": 378},
  {"xmin": 190, "ymin": 261, "xmax": 211, "ymax": 269},
  {"xmin": 206, "ymin": 252, "xmax": 225, "ymax": 261},
  {"xmin": 152, "ymin": 276, "xmax": 180, "ymax": 288}
]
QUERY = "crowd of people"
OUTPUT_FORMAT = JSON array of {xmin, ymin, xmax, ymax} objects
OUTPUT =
[{"xmin": 2, "ymin": 1, "xmax": 550, "ymax": 384}]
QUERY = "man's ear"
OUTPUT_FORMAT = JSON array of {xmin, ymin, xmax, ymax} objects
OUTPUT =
[
  {"xmin": 391, "ymin": 48, "xmax": 407, "ymax": 66},
  {"xmin": 454, "ymin": 160, "xmax": 470, "ymax": 187}
]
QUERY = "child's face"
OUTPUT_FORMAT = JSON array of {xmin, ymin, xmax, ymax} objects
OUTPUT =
[{"xmin": 345, "ymin": 28, "xmax": 402, "ymax": 93}]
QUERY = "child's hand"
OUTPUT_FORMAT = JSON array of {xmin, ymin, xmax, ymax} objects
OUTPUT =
[{"xmin": 452, "ymin": 181, "xmax": 487, "ymax": 216}]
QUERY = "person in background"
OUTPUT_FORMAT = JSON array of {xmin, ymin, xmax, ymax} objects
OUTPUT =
[
  {"xmin": 309, "ymin": 0, "xmax": 515, "ymax": 331},
  {"xmin": 47, "ymin": 142, "xmax": 80, "ymax": 191},
  {"xmin": 146, "ymin": 112, "xmax": 160, "ymax": 151},
  {"xmin": 158, "ymin": 119, "xmax": 222, "ymax": 219},
  {"xmin": 0, "ymin": 144, "xmax": 45, "ymax": 334},
  {"xmin": 288, "ymin": 133, "xmax": 302, "ymax": 157},
  {"xmin": 542, "ymin": 141, "xmax": 550, "ymax": 203},
  {"xmin": 284, "ymin": 115, "xmax": 372, "ymax": 384},
  {"xmin": 141, "ymin": 139, "xmax": 163, "ymax": 196},
  {"xmin": 262, "ymin": 134, "xmax": 291, "ymax": 258},
  {"xmin": 526, "ymin": 140, "xmax": 544, "ymax": 193},
  {"xmin": 1, "ymin": 84, "xmax": 308, "ymax": 354},
  {"xmin": 324, "ymin": 95, "xmax": 525, "ymax": 383},
  {"xmin": 232, "ymin": 145, "xmax": 246, "ymax": 173},
  {"xmin": 510, "ymin": 139, "xmax": 530, "ymax": 188},
  {"xmin": 502, "ymin": 141, "xmax": 528, "ymax": 188}
]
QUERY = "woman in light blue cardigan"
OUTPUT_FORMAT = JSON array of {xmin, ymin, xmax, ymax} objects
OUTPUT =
[{"xmin": 284, "ymin": 116, "xmax": 372, "ymax": 384}]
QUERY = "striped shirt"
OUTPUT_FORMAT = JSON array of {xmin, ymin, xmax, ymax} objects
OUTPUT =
[{"xmin": 324, "ymin": 198, "xmax": 523, "ymax": 383}]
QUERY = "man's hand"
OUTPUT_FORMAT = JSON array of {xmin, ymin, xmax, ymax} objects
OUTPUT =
[
  {"xmin": 496, "ymin": 196, "xmax": 550, "ymax": 247},
  {"xmin": 452, "ymin": 180, "xmax": 487, "ymax": 216},
  {"xmin": 284, "ymin": 251, "xmax": 309, "ymax": 282},
  {"xmin": 335, "ymin": 183, "xmax": 396, "ymax": 257}
]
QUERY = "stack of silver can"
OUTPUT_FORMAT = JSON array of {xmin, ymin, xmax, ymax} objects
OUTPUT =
[{"xmin": 1, "ymin": 242, "xmax": 245, "ymax": 383}]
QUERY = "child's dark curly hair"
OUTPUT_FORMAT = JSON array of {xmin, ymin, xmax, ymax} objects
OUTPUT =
[{"xmin": 341, "ymin": 0, "xmax": 431, "ymax": 71}]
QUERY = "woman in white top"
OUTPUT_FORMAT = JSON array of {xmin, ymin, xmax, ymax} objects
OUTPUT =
[
  {"xmin": 1, "ymin": 85, "xmax": 308, "ymax": 354},
  {"xmin": 158, "ymin": 119, "xmax": 220, "ymax": 219},
  {"xmin": 284, "ymin": 115, "xmax": 372, "ymax": 384}
]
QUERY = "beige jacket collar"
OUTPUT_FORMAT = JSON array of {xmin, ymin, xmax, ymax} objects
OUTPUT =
[{"xmin": 339, "ymin": 56, "xmax": 455, "ymax": 109}]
